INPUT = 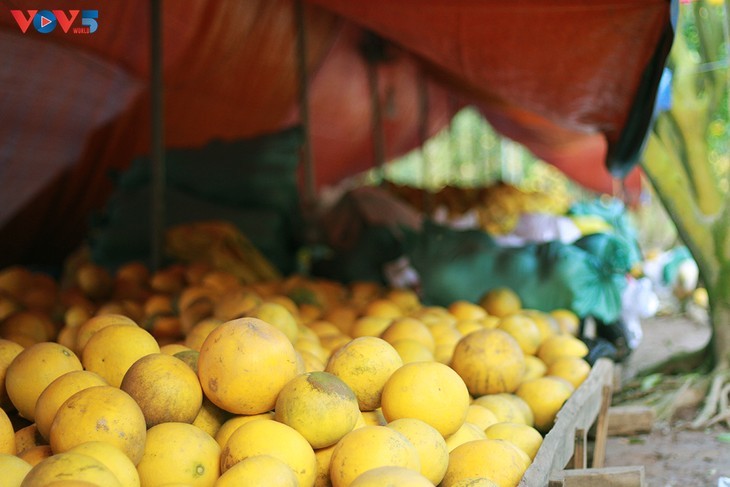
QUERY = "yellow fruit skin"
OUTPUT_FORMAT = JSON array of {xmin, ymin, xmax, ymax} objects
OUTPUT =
[
  {"xmin": 349, "ymin": 466, "xmax": 433, "ymax": 486},
  {"xmin": 450, "ymin": 329, "xmax": 525, "ymax": 396},
  {"xmin": 20, "ymin": 451, "xmax": 122, "ymax": 487},
  {"xmin": 120, "ymin": 353, "xmax": 203, "ymax": 428},
  {"xmin": 325, "ymin": 336, "xmax": 403, "ymax": 412},
  {"xmin": 387, "ymin": 417, "xmax": 450, "ymax": 485},
  {"xmin": 381, "ymin": 361, "xmax": 470, "ymax": 438},
  {"xmin": 498, "ymin": 314, "xmax": 542, "ymax": 356},
  {"xmin": 34, "ymin": 370, "xmax": 108, "ymax": 441},
  {"xmin": 215, "ymin": 454, "xmax": 298, "ymax": 487},
  {"xmin": 441, "ymin": 438, "xmax": 531, "ymax": 487},
  {"xmin": 69, "ymin": 441, "xmax": 141, "ymax": 487},
  {"xmin": 537, "ymin": 334, "xmax": 589, "ymax": 366},
  {"xmin": 81, "ymin": 325, "xmax": 160, "ymax": 388},
  {"xmin": 6, "ymin": 342, "xmax": 83, "ymax": 421},
  {"xmin": 214, "ymin": 412, "xmax": 274, "ymax": 449},
  {"xmin": 329, "ymin": 425, "xmax": 420, "ymax": 487},
  {"xmin": 0, "ymin": 338, "xmax": 24, "ymax": 411},
  {"xmin": 516, "ymin": 376, "xmax": 575, "ymax": 434},
  {"xmin": 445, "ymin": 422, "xmax": 488, "ymax": 452},
  {"xmin": 523, "ymin": 355, "xmax": 548, "ymax": 381},
  {"xmin": 275, "ymin": 371, "xmax": 360, "ymax": 449},
  {"xmin": 485, "ymin": 422, "xmax": 544, "ymax": 460},
  {"xmin": 49, "ymin": 386, "xmax": 147, "ymax": 466},
  {"xmin": 547, "ymin": 357, "xmax": 591, "ymax": 389},
  {"xmin": 478, "ymin": 288, "xmax": 522, "ymax": 318},
  {"xmin": 0, "ymin": 453, "xmax": 32, "ymax": 486},
  {"xmin": 220, "ymin": 418, "xmax": 316, "ymax": 487},
  {"xmin": 472, "ymin": 394, "xmax": 527, "ymax": 425},
  {"xmin": 136, "ymin": 422, "xmax": 221, "ymax": 487},
  {"xmin": 0, "ymin": 407, "xmax": 15, "ymax": 455},
  {"xmin": 197, "ymin": 318, "xmax": 299, "ymax": 415}
]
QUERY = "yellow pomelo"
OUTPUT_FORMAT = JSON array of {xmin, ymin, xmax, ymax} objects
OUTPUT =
[
  {"xmin": 314, "ymin": 443, "xmax": 337, "ymax": 487},
  {"xmin": 449, "ymin": 478, "xmax": 500, "ymax": 487},
  {"xmin": 445, "ymin": 422, "xmax": 488, "ymax": 452},
  {"xmin": 498, "ymin": 314, "xmax": 542, "ymax": 355},
  {"xmin": 220, "ymin": 419, "xmax": 316, "ymax": 486},
  {"xmin": 442, "ymin": 438, "xmax": 531, "ymax": 487},
  {"xmin": 34, "ymin": 370, "xmax": 108, "ymax": 440},
  {"xmin": 522, "ymin": 310, "xmax": 560, "ymax": 344},
  {"xmin": 0, "ymin": 338, "xmax": 24, "ymax": 410},
  {"xmin": 192, "ymin": 397, "xmax": 231, "ymax": 439},
  {"xmin": 360, "ymin": 409, "xmax": 387, "ymax": 426},
  {"xmin": 212, "ymin": 289, "xmax": 260, "ymax": 322},
  {"xmin": 197, "ymin": 317, "xmax": 299, "ymax": 415},
  {"xmin": 362, "ymin": 299, "xmax": 403, "ymax": 319},
  {"xmin": 381, "ymin": 361, "xmax": 470, "ymax": 437},
  {"xmin": 17, "ymin": 444, "xmax": 53, "ymax": 467},
  {"xmin": 450, "ymin": 329, "xmax": 525, "ymax": 396},
  {"xmin": 350, "ymin": 466, "xmax": 433, "ymax": 486},
  {"xmin": 349, "ymin": 316, "xmax": 392, "ymax": 338},
  {"xmin": 0, "ymin": 407, "xmax": 15, "ymax": 454},
  {"xmin": 307, "ymin": 320, "xmax": 342, "ymax": 339},
  {"xmin": 391, "ymin": 339, "xmax": 436, "ymax": 364},
  {"xmin": 523, "ymin": 355, "xmax": 548, "ymax": 381},
  {"xmin": 537, "ymin": 334, "xmax": 589, "ymax": 366},
  {"xmin": 497, "ymin": 393, "xmax": 535, "ymax": 427},
  {"xmin": 6, "ymin": 342, "xmax": 83, "ymax": 421},
  {"xmin": 136, "ymin": 422, "xmax": 220, "ymax": 487},
  {"xmin": 465, "ymin": 404, "xmax": 500, "ymax": 431},
  {"xmin": 50, "ymin": 386, "xmax": 146, "ymax": 465},
  {"xmin": 319, "ymin": 333, "xmax": 351, "ymax": 354},
  {"xmin": 14, "ymin": 424, "xmax": 45, "ymax": 456},
  {"xmin": 387, "ymin": 417, "xmax": 449, "ymax": 485},
  {"xmin": 472, "ymin": 394, "xmax": 527, "ymax": 425},
  {"xmin": 214, "ymin": 411, "xmax": 274, "ymax": 449},
  {"xmin": 448, "ymin": 300, "xmax": 489, "ymax": 321},
  {"xmin": 69, "ymin": 441, "xmax": 140, "ymax": 487},
  {"xmin": 215, "ymin": 454, "xmax": 298, "ymax": 487},
  {"xmin": 323, "ymin": 305, "xmax": 359, "ymax": 335},
  {"xmin": 275, "ymin": 371, "xmax": 360, "ymax": 449},
  {"xmin": 81, "ymin": 325, "xmax": 160, "ymax": 387},
  {"xmin": 516, "ymin": 376, "xmax": 575, "ymax": 434},
  {"xmin": 385, "ymin": 288, "xmax": 421, "ymax": 314},
  {"xmin": 380, "ymin": 317, "xmax": 435, "ymax": 353},
  {"xmin": 549, "ymin": 309, "xmax": 580, "ymax": 336},
  {"xmin": 547, "ymin": 356, "xmax": 591, "ymax": 388},
  {"xmin": 478, "ymin": 288, "xmax": 521, "ymax": 318},
  {"xmin": 74, "ymin": 314, "xmax": 137, "ymax": 354},
  {"xmin": 0, "ymin": 453, "xmax": 32, "ymax": 486},
  {"xmin": 249, "ymin": 301, "xmax": 299, "ymax": 343},
  {"xmin": 20, "ymin": 451, "xmax": 122, "ymax": 487},
  {"xmin": 485, "ymin": 422, "xmax": 543, "ymax": 460},
  {"xmin": 298, "ymin": 349, "xmax": 327, "ymax": 372},
  {"xmin": 455, "ymin": 320, "xmax": 486, "ymax": 337},
  {"xmin": 325, "ymin": 336, "xmax": 403, "ymax": 411},
  {"xmin": 184, "ymin": 318, "xmax": 222, "ymax": 351},
  {"xmin": 329, "ymin": 425, "xmax": 420, "ymax": 487},
  {"xmin": 159, "ymin": 343, "xmax": 191, "ymax": 355},
  {"xmin": 120, "ymin": 353, "xmax": 202, "ymax": 428}
]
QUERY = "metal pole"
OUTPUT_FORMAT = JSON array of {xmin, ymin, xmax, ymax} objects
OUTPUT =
[
  {"xmin": 367, "ymin": 60, "xmax": 386, "ymax": 184},
  {"xmin": 150, "ymin": 0, "xmax": 165, "ymax": 271},
  {"xmin": 295, "ymin": 0, "xmax": 316, "ymax": 227}
]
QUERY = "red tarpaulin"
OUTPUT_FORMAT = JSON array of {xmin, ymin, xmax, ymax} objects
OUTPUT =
[{"xmin": 0, "ymin": 0, "xmax": 672, "ymax": 267}]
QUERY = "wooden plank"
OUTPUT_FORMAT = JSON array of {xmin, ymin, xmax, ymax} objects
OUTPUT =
[
  {"xmin": 573, "ymin": 428, "xmax": 587, "ymax": 469},
  {"xmin": 605, "ymin": 405, "xmax": 655, "ymax": 437},
  {"xmin": 592, "ymin": 384, "xmax": 614, "ymax": 468},
  {"xmin": 519, "ymin": 358, "xmax": 614, "ymax": 486},
  {"xmin": 553, "ymin": 466, "xmax": 646, "ymax": 487}
]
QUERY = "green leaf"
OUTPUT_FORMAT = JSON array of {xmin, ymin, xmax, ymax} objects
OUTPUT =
[
  {"xmin": 717, "ymin": 433, "xmax": 730, "ymax": 444},
  {"xmin": 640, "ymin": 373, "xmax": 663, "ymax": 391}
]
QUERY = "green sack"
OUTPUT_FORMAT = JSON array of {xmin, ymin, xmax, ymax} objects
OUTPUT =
[{"xmin": 403, "ymin": 221, "xmax": 630, "ymax": 323}]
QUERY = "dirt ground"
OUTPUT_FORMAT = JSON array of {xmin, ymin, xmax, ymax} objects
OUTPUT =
[{"xmin": 602, "ymin": 311, "xmax": 730, "ymax": 486}]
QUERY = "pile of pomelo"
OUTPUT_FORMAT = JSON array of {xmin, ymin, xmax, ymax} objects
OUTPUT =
[{"xmin": 0, "ymin": 261, "xmax": 591, "ymax": 487}]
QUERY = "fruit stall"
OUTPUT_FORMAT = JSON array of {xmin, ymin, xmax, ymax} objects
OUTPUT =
[{"xmin": 0, "ymin": 1, "xmax": 698, "ymax": 486}]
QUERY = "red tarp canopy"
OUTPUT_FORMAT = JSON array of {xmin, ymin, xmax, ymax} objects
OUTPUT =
[{"xmin": 0, "ymin": 0, "xmax": 672, "ymax": 267}]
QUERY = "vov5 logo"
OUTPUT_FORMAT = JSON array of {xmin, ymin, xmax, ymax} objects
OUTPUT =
[{"xmin": 10, "ymin": 9, "xmax": 98, "ymax": 34}]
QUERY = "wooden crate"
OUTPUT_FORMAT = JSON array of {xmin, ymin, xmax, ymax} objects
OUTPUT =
[{"xmin": 519, "ymin": 358, "xmax": 646, "ymax": 487}]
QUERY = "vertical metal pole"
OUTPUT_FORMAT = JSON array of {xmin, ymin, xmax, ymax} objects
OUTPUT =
[
  {"xmin": 367, "ymin": 60, "xmax": 386, "ymax": 185},
  {"xmin": 418, "ymin": 72, "xmax": 432, "ymax": 215},
  {"xmin": 295, "ymin": 0, "xmax": 316, "ymax": 232},
  {"xmin": 150, "ymin": 0, "xmax": 165, "ymax": 271}
]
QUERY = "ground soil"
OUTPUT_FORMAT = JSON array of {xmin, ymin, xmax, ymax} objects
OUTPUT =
[{"xmin": 603, "ymin": 311, "xmax": 730, "ymax": 486}]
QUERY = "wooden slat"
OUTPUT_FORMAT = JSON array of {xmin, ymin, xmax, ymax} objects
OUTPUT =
[
  {"xmin": 553, "ymin": 466, "xmax": 646, "ymax": 487},
  {"xmin": 592, "ymin": 384, "xmax": 614, "ymax": 468},
  {"xmin": 605, "ymin": 405, "xmax": 656, "ymax": 437},
  {"xmin": 519, "ymin": 358, "xmax": 614, "ymax": 486}
]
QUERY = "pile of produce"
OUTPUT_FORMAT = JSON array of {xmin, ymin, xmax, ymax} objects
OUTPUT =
[
  {"xmin": 384, "ymin": 181, "xmax": 573, "ymax": 235},
  {"xmin": 0, "ymin": 260, "xmax": 591, "ymax": 486}
]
